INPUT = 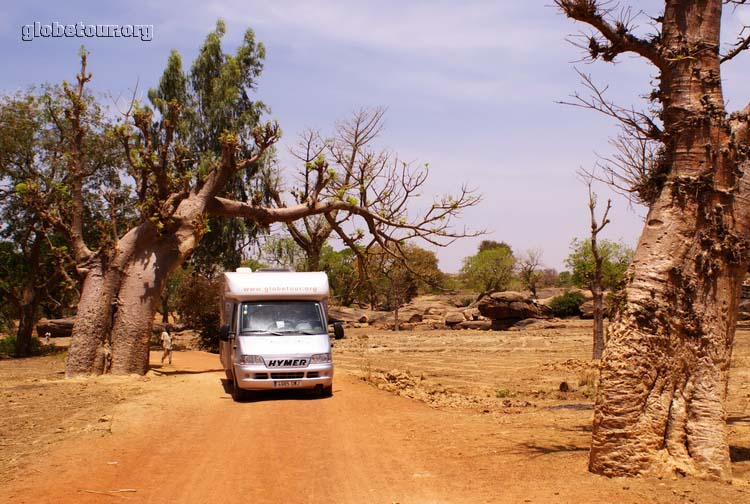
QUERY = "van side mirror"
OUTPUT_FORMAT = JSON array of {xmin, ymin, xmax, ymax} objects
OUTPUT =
[
  {"xmin": 333, "ymin": 322, "xmax": 344, "ymax": 340},
  {"xmin": 219, "ymin": 324, "xmax": 230, "ymax": 341}
]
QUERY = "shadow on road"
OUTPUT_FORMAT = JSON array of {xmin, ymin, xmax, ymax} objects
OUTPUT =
[
  {"xmin": 514, "ymin": 442, "xmax": 589, "ymax": 459},
  {"xmin": 730, "ymin": 446, "xmax": 750, "ymax": 463},
  {"xmin": 219, "ymin": 378, "xmax": 332, "ymax": 402},
  {"xmin": 150, "ymin": 365, "xmax": 225, "ymax": 376}
]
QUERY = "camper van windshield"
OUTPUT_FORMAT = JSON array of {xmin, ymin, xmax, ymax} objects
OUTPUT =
[{"xmin": 239, "ymin": 301, "xmax": 325, "ymax": 335}]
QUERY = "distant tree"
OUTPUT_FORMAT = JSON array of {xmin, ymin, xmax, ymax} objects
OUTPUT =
[
  {"xmin": 517, "ymin": 248, "xmax": 543, "ymax": 298},
  {"xmin": 319, "ymin": 246, "xmax": 359, "ymax": 306},
  {"xmin": 362, "ymin": 244, "xmax": 444, "ymax": 328},
  {"xmin": 461, "ymin": 246, "xmax": 515, "ymax": 298},
  {"xmin": 556, "ymin": 271, "xmax": 573, "ymax": 287},
  {"xmin": 478, "ymin": 240, "xmax": 513, "ymax": 254},
  {"xmin": 538, "ymin": 268, "xmax": 560, "ymax": 288},
  {"xmin": 581, "ymin": 178, "xmax": 613, "ymax": 359},
  {"xmin": 258, "ymin": 234, "xmax": 306, "ymax": 271},
  {"xmin": 564, "ymin": 239, "xmax": 632, "ymax": 293}
]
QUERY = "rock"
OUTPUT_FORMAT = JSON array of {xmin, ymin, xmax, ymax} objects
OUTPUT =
[
  {"xmin": 477, "ymin": 291, "xmax": 545, "ymax": 328},
  {"xmin": 444, "ymin": 312, "xmax": 466, "ymax": 325},
  {"xmin": 462, "ymin": 307, "xmax": 480, "ymax": 320},
  {"xmin": 407, "ymin": 313, "xmax": 423, "ymax": 323},
  {"xmin": 328, "ymin": 305, "xmax": 369, "ymax": 324},
  {"xmin": 579, "ymin": 300, "xmax": 594, "ymax": 319},
  {"xmin": 512, "ymin": 318, "xmax": 549, "ymax": 330},
  {"xmin": 456, "ymin": 320, "xmax": 492, "ymax": 330},
  {"xmin": 414, "ymin": 323, "xmax": 440, "ymax": 331}
]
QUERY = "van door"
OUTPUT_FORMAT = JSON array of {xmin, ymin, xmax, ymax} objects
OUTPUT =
[{"xmin": 219, "ymin": 302, "xmax": 237, "ymax": 375}]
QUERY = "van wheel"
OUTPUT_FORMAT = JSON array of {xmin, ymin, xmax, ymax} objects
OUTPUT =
[
  {"xmin": 333, "ymin": 322, "xmax": 344, "ymax": 340},
  {"xmin": 321, "ymin": 385, "xmax": 333, "ymax": 398},
  {"xmin": 232, "ymin": 382, "xmax": 249, "ymax": 402}
]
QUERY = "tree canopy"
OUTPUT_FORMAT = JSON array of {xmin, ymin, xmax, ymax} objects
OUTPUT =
[{"xmin": 564, "ymin": 238, "xmax": 632, "ymax": 292}]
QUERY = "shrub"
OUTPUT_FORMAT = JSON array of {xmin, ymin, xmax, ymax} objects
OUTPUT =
[
  {"xmin": 495, "ymin": 388, "xmax": 514, "ymax": 398},
  {"xmin": 0, "ymin": 335, "xmax": 57, "ymax": 357},
  {"xmin": 548, "ymin": 290, "xmax": 585, "ymax": 317},
  {"xmin": 176, "ymin": 274, "xmax": 222, "ymax": 353}
]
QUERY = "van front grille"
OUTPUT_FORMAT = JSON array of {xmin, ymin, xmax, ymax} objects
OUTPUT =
[
  {"xmin": 306, "ymin": 372, "xmax": 319, "ymax": 378},
  {"xmin": 271, "ymin": 372, "xmax": 305, "ymax": 379}
]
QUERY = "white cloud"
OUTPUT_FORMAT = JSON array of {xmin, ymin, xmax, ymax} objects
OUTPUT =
[{"xmin": 206, "ymin": 1, "xmax": 561, "ymax": 55}]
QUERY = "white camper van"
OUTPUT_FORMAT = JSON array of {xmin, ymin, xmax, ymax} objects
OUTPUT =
[{"xmin": 219, "ymin": 268, "xmax": 343, "ymax": 401}]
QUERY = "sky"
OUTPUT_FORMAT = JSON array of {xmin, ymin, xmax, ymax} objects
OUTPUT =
[{"xmin": 3, "ymin": 1, "xmax": 750, "ymax": 272}]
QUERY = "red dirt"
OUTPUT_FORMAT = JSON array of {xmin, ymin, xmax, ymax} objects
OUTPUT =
[{"xmin": 1, "ymin": 323, "xmax": 749, "ymax": 503}]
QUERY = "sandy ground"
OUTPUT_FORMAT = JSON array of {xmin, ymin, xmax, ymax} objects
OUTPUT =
[{"xmin": 1, "ymin": 321, "xmax": 749, "ymax": 503}]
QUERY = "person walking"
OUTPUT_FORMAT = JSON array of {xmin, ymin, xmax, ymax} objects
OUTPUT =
[{"xmin": 160, "ymin": 327, "xmax": 173, "ymax": 365}]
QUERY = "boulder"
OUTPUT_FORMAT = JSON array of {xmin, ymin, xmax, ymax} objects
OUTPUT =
[
  {"xmin": 456, "ymin": 320, "xmax": 492, "ymax": 331},
  {"xmin": 328, "ymin": 305, "xmax": 369, "ymax": 324},
  {"xmin": 477, "ymin": 291, "xmax": 555, "ymax": 330},
  {"xmin": 478, "ymin": 291, "xmax": 542, "ymax": 321},
  {"xmin": 461, "ymin": 307, "xmax": 481, "ymax": 320},
  {"xmin": 444, "ymin": 311, "xmax": 466, "ymax": 325},
  {"xmin": 579, "ymin": 300, "xmax": 594, "ymax": 319},
  {"xmin": 738, "ymin": 299, "xmax": 750, "ymax": 321}
]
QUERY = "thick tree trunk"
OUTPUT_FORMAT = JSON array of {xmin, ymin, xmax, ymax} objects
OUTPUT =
[
  {"xmin": 110, "ymin": 240, "xmax": 181, "ymax": 374},
  {"xmin": 14, "ymin": 301, "xmax": 37, "ymax": 357},
  {"xmin": 65, "ymin": 259, "xmax": 119, "ymax": 376},
  {"xmin": 590, "ymin": 228, "xmax": 744, "ymax": 478},
  {"xmin": 589, "ymin": 1, "xmax": 750, "ymax": 479}
]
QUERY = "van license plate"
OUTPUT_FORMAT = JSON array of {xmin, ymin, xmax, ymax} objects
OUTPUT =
[{"xmin": 273, "ymin": 380, "xmax": 301, "ymax": 388}]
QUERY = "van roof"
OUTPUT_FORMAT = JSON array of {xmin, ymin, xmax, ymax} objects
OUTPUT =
[{"xmin": 222, "ymin": 271, "xmax": 329, "ymax": 301}]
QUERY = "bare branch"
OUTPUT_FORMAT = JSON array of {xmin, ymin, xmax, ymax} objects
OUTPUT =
[
  {"xmin": 559, "ymin": 70, "xmax": 663, "ymax": 141},
  {"xmin": 556, "ymin": 0, "xmax": 664, "ymax": 69}
]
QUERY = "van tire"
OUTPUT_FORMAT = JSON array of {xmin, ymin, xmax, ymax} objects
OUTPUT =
[
  {"xmin": 321, "ymin": 385, "xmax": 333, "ymax": 398},
  {"xmin": 333, "ymin": 323, "xmax": 344, "ymax": 340},
  {"xmin": 232, "ymin": 381, "xmax": 249, "ymax": 402}
]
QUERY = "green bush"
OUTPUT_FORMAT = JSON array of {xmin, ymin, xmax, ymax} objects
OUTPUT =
[
  {"xmin": 176, "ymin": 274, "xmax": 222, "ymax": 353},
  {"xmin": 548, "ymin": 290, "xmax": 585, "ymax": 318},
  {"xmin": 495, "ymin": 388, "xmax": 514, "ymax": 398},
  {"xmin": 0, "ymin": 334, "xmax": 56, "ymax": 357}
]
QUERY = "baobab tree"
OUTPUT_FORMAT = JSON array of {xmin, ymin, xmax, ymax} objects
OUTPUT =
[{"xmin": 557, "ymin": 0, "xmax": 750, "ymax": 479}]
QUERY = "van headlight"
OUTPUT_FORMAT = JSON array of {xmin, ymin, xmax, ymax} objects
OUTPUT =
[
  {"xmin": 310, "ymin": 353, "xmax": 331, "ymax": 363},
  {"xmin": 238, "ymin": 355, "xmax": 264, "ymax": 365}
]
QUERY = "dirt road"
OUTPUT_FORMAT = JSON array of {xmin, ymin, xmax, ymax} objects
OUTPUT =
[
  {"xmin": 4, "ymin": 352, "xmax": 490, "ymax": 503},
  {"xmin": 3, "ymin": 334, "xmax": 749, "ymax": 504}
]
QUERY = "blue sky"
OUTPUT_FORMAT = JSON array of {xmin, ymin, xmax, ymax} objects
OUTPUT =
[{"xmin": 3, "ymin": 1, "xmax": 750, "ymax": 272}]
